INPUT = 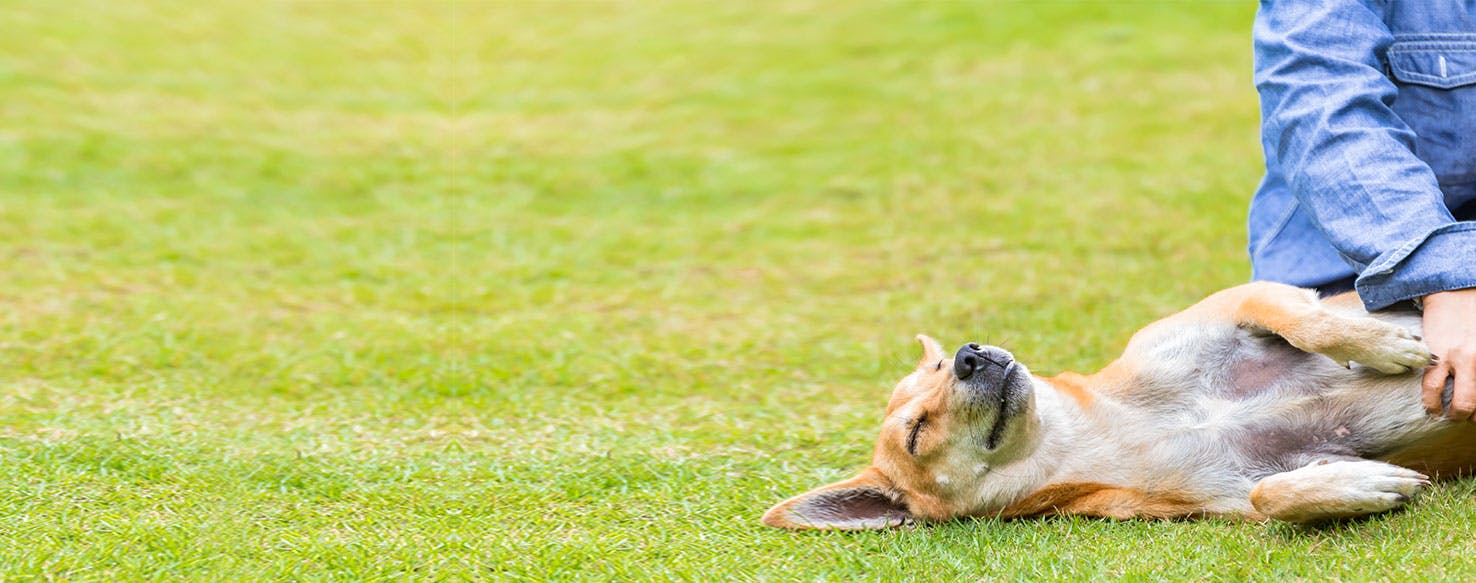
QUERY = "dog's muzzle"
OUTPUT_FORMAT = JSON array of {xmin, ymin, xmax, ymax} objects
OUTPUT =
[{"xmin": 954, "ymin": 342, "xmax": 1028, "ymax": 449}]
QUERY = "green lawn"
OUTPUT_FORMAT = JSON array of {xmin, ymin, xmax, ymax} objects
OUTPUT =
[{"xmin": 2, "ymin": 1, "xmax": 1473, "ymax": 580}]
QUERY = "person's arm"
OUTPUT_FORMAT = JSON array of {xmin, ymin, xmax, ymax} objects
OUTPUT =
[{"xmin": 1255, "ymin": 0, "xmax": 1476, "ymax": 419}]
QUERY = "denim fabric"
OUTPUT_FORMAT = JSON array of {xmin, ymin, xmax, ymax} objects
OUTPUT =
[{"xmin": 1248, "ymin": 0, "xmax": 1476, "ymax": 310}]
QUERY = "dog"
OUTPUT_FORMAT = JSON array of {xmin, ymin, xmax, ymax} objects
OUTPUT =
[{"xmin": 762, "ymin": 282, "xmax": 1476, "ymax": 529}]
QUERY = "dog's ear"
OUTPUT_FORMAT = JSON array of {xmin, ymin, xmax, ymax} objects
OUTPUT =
[
  {"xmin": 762, "ymin": 468, "xmax": 913, "ymax": 530},
  {"xmin": 915, "ymin": 334, "xmax": 945, "ymax": 368}
]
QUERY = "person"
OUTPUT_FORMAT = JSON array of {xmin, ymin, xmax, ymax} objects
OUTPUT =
[{"xmin": 1246, "ymin": 1, "xmax": 1476, "ymax": 420}]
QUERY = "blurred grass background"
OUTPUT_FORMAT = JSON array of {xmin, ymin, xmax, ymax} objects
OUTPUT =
[{"xmin": 1, "ymin": 0, "xmax": 1472, "ymax": 580}]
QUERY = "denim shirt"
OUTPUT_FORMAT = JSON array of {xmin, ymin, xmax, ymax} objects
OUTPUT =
[{"xmin": 1247, "ymin": 0, "xmax": 1476, "ymax": 310}]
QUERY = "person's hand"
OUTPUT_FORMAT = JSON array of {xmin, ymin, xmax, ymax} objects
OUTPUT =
[{"xmin": 1420, "ymin": 288, "xmax": 1476, "ymax": 420}]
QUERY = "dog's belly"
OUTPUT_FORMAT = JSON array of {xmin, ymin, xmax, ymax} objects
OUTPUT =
[
  {"xmin": 1128, "ymin": 318, "xmax": 1468, "ymax": 485},
  {"xmin": 1218, "ymin": 335, "xmax": 1318, "ymax": 399},
  {"xmin": 1193, "ymin": 332, "xmax": 1446, "ymax": 477}
]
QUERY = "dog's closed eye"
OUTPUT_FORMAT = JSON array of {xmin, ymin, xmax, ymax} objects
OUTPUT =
[
  {"xmin": 906, "ymin": 414, "xmax": 927, "ymax": 455},
  {"xmin": 935, "ymin": 360, "xmax": 943, "ymax": 371}
]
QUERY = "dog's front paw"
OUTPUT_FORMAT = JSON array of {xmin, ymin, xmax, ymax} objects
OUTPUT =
[
  {"xmin": 1252, "ymin": 460, "xmax": 1430, "ymax": 522},
  {"xmin": 1319, "ymin": 318, "xmax": 1434, "ymax": 374}
]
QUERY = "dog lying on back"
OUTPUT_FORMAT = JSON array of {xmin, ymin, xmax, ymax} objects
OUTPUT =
[{"xmin": 763, "ymin": 282, "xmax": 1476, "ymax": 529}]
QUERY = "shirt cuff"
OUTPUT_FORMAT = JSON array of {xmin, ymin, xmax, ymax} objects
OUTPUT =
[{"xmin": 1355, "ymin": 222, "xmax": 1476, "ymax": 310}]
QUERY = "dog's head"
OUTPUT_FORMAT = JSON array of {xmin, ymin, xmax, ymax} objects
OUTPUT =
[{"xmin": 762, "ymin": 334, "xmax": 1045, "ymax": 530}]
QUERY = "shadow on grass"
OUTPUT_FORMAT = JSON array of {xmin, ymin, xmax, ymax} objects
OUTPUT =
[{"xmin": 1262, "ymin": 512, "xmax": 1401, "ymax": 539}]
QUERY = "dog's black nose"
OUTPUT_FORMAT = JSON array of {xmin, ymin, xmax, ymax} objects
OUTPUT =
[{"xmin": 954, "ymin": 343, "xmax": 1012, "ymax": 381}]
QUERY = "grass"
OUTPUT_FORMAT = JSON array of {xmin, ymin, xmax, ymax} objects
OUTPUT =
[{"xmin": 1, "ymin": 0, "xmax": 1472, "ymax": 580}]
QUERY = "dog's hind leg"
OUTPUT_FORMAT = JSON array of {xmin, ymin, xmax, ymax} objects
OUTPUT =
[
  {"xmin": 1216, "ymin": 282, "xmax": 1432, "ymax": 374},
  {"xmin": 1249, "ymin": 458, "xmax": 1430, "ymax": 522}
]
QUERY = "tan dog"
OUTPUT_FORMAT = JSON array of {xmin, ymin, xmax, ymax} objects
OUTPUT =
[{"xmin": 763, "ymin": 282, "xmax": 1476, "ymax": 529}]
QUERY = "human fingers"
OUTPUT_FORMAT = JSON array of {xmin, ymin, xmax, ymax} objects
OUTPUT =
[
  {"xmin": 1447, "ymin": 350, "xmax": 1476, "ymax": 421},
  {"xmin": 1422, "ymin": 359, "xmax": 1448, "ymax": 415}
]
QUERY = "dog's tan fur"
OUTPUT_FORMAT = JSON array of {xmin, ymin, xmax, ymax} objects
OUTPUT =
[{"xmin": 764, "ymin": 282, "xmax": 1476, "ymax": 529}]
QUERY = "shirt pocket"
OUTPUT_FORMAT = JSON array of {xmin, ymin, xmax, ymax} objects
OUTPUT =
[
  {"xmin": 1387, "ymin": 35, "xmax": 1476, "ymax": 89},
  {"xmin": 1386, "ymin": 35, "xmax": 1476, "ymax": 187}
]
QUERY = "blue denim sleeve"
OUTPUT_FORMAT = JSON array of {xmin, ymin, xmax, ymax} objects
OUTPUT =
[{"xmin": 1255, "ymin": 0, "xmax": 1476, "ymax": 310}]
